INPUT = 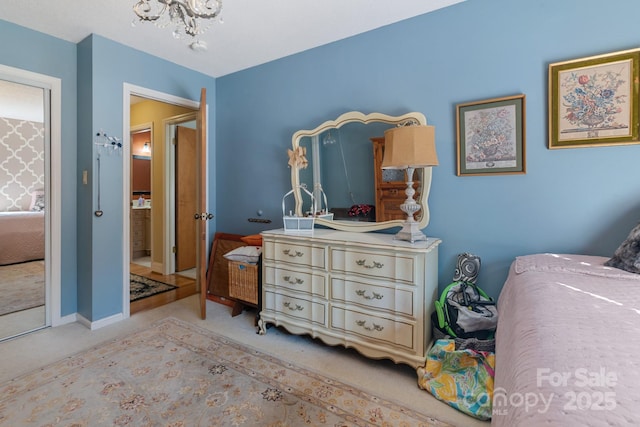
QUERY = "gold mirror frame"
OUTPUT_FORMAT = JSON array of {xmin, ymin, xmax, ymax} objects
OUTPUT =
[{"xmin": 291, "ymin": 111, "xmax": 432, "ymax": 232}]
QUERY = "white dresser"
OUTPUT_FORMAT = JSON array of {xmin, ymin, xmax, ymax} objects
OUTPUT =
[{"xmin": 258, "ymin": 228, "xmax": 441, "ymax": 368}]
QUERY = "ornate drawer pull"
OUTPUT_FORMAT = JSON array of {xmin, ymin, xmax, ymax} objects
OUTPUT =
[
  {"xmin": 355, "ymin": 290, "xmax": 383, "ymax": 300},
  {"xmin": 283, "ymin": 301, "xmax": 304, "ymax": 311},
  {"xmin": 283, "ymin": 249, "xmax": 304, "ymax": 258},
  {"xmin": 356, "ymin": 259, "xmax": 384, "ymax": 269},
  {"xmin": 355, "ymin": 320, "xmax": 384, "ymax": 332},
  {"xmin": 282, "ymin": 275, "xmax": 304, "ymax": 285}
]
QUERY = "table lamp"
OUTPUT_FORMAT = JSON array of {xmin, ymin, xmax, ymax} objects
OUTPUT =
[{"xmin": 382, "ymin": 125, "xmax": 438, "ymax": 243}]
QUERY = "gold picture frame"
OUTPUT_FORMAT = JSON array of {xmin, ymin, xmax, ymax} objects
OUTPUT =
[
  {"xmin": 549, "ymin": 48, "xmax": 640, "ymax": 149},
  {"xmin": 456, "ymin": 94, "xmax": 526, "ymax": 176}
]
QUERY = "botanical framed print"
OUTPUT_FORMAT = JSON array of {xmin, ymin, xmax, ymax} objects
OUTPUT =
[
  {"xmin": 456, "ymin": 94, "xmax": 526, "ymax": 176},
  {"xmin": 549, "ymin": 48, "xmax": 640, "ymax": 149}
]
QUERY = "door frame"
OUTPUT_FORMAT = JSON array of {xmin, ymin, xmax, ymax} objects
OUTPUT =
[
  {"xmin": 0, "ymin": 64, "xmax": 62, "ymax": 329},
  {"xmin": 122, "ymin": 83, "xmax": 206, "ymax": 319}
]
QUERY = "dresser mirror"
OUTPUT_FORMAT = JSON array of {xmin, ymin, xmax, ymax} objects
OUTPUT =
[{"xmin": 290, "ymin": 111, "xmax": 433, "ymax": 232}]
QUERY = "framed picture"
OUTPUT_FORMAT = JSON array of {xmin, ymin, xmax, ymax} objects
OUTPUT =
[
  {"xmin": 456, "ymin": 94, "xmax": 526, "ymax": 176},
  {"xmin": 549, "ymin": 48, "xmax": 640, "ymax": 149}
]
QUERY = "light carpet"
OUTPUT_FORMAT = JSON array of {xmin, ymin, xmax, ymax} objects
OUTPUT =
[
  {"xmin": 0, "ymin": 317, "xmax": 452, "ymax": 426},
  {"xmin": 130, "ymin": 274, "xmax": 177, "ymax": 302},
  {"xmin": 0, "ymin": 260, "xmax": 44, "ymax": 316}
]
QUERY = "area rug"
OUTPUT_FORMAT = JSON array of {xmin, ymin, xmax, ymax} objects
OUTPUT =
[
  {"xmin": 0, "ymin": 260, "xmax": 45, "ymax": 316},
  {"xmin": 130, "ymin": 274, "xmax": 177, "ymax": 302},
  {"xmin": 0, "ymin": 317, "xmax": 451, "ymax": 426}
]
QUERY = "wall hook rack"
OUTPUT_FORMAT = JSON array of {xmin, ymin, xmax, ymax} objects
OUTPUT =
[{"xmin": 94, "ymin": 130, "xmax": 123, "ymax": 155}]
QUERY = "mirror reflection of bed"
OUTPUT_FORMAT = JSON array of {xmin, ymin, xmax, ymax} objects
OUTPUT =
[
  {"xmin": 0, "ymin": 78, "xmax": 47, "ymax": 340},
  {"xmin": 0, "ymin": 212, "xmax": 45, "ymax": 339}
]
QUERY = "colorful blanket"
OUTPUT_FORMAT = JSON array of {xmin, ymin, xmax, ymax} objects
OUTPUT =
[{"xmin": 418, "ymin": 339, "xmax": 495, "ymax": 420}]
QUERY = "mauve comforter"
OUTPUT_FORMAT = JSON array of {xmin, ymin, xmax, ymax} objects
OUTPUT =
[
  {"xmin": 0, "ymin": 211, "xmax": 44, "ymax": 265},
  {"xmin": 493, "ymin": 253, "xmax": 640, "ymax": 426}
]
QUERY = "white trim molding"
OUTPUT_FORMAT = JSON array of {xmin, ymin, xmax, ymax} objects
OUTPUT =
[{"xmin": 122, "ymin": 83, "xmax": 202, "ymax": 321}]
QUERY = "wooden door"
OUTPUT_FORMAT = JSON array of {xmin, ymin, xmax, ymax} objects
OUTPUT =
[
  {"xmin": 196, "ymin": 88, "xmax": 209, "ymax": 319},
  {"xmin": 175, "ymin": 125, "xmax": 197, "ymax": 271}
]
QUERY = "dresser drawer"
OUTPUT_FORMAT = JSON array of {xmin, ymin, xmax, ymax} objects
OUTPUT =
[
  {"xmin": 259, "ymin": 229, "xmax": 440, "ymax": 367},
  {"xmin": 330, "ymin": 306, "xmax": 415, "ymax": 350},
  {"xmin": 330, "ymin": 278, "xmax": 414, "ymax": 317},
  {"xmin": 264, "ymin": 291, "xmax": 327, "ymax": 326},
  {"xmin": 264, "ymin": 266, "xmax": 326, "ymax": 297},
  {"xmin": 264, "ymin": 240, "xmax": 326, "ymax": 269},
  {"xmin": 330, "ymin": 248, "xmax": 416, "ymax": 283}
]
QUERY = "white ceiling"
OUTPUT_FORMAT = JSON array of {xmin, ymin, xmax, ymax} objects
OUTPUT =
[{"xmin": 0, "ymin": 0, "xmax": 464, "ymax": 78}]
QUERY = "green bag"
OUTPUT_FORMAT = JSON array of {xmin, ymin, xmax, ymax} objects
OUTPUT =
[{"xmin": 434, "ymin": 281, "xmax": 497, "ymax": 340}]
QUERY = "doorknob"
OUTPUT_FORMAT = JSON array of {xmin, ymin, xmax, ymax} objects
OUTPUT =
[{"xmin": 194, "ymin": 212, "xmax": 214, "ymax": 220}]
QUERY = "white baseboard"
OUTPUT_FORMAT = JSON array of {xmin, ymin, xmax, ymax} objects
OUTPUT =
[
  {"xmin": 76, "ymin": 312, "xmax": 124, "ymax": 330},
  {"xmin": 151, "ymin": 261, "xmax": 164, "ymax": 274},
  {"xmin": 52, "ymin": 312, "xmax": 77, "ymax": 327}
]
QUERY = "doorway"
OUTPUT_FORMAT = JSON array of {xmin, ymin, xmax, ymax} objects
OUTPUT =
[
  {"xmin": 130, "ymin": 126, "xmax": 152, "ymax": 270},
  {"xmin": 0, "ymin": 65, "xmax": 61, "ymax": 341},
  {"xmin": 128, "ymin": 119, "xmax": 198, "ymax": 277},
  {"xmin": 124, "ymin": 85, "xmax": 207, "ymax": 318}
]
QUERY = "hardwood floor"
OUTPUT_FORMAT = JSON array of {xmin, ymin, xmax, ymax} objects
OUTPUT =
[{"xmin": 129, "ymin": 263, "xmax": 197, "ymax": 315}]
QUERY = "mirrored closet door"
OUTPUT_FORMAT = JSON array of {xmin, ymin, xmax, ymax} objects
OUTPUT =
[{"xmin": 0, "ymin": 78, "xmax": 48, "ymax": 340}]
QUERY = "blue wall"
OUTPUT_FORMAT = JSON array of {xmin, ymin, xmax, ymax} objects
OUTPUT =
[
  {"xmin": 0, "ymin": 24, "xmax": 217, "ymax": 321},
  {"xmin": 217, "ymin": 0, "xmax": 640, "ymax": 297},
  {"xmin": 76, "ymin": 35, "xmax": 217, "ymax": 320},
  {"xmin": 2, "ymin": 0, "xmax": 640, "ymax": 321}
]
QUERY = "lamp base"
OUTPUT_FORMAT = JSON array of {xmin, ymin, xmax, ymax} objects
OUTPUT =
[
  {"xmin": 394, "ymin": 166, "xmax": 427, "ymax": 243},
  {"xmin": 394, "ymin": 220, "xmax": 428, "ymax": 243}
]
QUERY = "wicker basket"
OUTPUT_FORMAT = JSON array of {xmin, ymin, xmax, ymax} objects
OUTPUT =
[
  {"xmin": 228, "ymin": 260, "xmax": 258, "ymax": 305},
  {"xmin": 282, "ymin": 186, "xmax": 315, "ymax": 233}
]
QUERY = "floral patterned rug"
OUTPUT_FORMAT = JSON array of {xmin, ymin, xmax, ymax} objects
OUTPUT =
[{"xmin": 0, "ymin": 317, "xmax": 451, "ymax": 426}]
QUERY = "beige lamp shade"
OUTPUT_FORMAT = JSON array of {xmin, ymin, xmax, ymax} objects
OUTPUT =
[{"xmin": 381, "ymin": 125, "xmax": 438, "ymax": 169}]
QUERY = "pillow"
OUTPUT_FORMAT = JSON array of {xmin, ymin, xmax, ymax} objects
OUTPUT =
[
  {"xmin": 604, "ymin": 222, "xmax": 640, "ymax": 273},
  {"xmin": 30, "ymin": 190, "xmax": 45, "ymax": 212},
  {"xmin": 241, "ymin": 234, "xmax": 263, "ymax": 246},
  {"xmin": 223, "ymin": 246, "xmax": 262, "ymax": 264}
]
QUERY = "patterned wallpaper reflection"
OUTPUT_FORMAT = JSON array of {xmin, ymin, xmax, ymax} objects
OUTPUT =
[{"xmin": 0, "ymin": 117, "xmax": 44, "ymax": 211}]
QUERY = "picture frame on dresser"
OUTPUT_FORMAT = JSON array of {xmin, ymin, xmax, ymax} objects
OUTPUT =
[
  {"xmin": 548, "ymin": 48, "xmax": 640, "ymax": 149},
  {"xmin": 456, "ymin": 94, "xmax": 526, "ymax": 176}
]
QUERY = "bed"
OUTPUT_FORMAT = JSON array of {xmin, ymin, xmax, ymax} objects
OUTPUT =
[
  {"xmin": 0, "ymin": 211, "xmax": 45, "ymax": 265},
  {"xmin": 493, "ymin": 252, "xmax": 640, "ymax": 426}
]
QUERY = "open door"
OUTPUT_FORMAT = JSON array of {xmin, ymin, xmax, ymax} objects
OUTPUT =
[
  {"xmin": 175, "ymin": 125, "xmax": 197, "ymax": 272},
  {"xmin": 196, "ymin": 88, "xmax": 210, "ymax": 319}
]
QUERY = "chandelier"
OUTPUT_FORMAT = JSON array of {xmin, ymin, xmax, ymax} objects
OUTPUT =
[{"xmin": 133, "ymin": 0, "xmax": 223, "ymax": 50}]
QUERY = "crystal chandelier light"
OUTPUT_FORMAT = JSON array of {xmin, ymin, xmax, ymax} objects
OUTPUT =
[{"xmin": 133, "ymin": 0, "xmax": 223, "ymax": 51}]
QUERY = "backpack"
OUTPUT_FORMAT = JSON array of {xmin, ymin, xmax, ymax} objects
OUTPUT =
[
  {"xmin": 434, "ymin": 253, "xmax": 498, "ymax": 340},
  {"xmin": 434, "ymin": 282, "xmax": 497, "ymax": 339}
]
